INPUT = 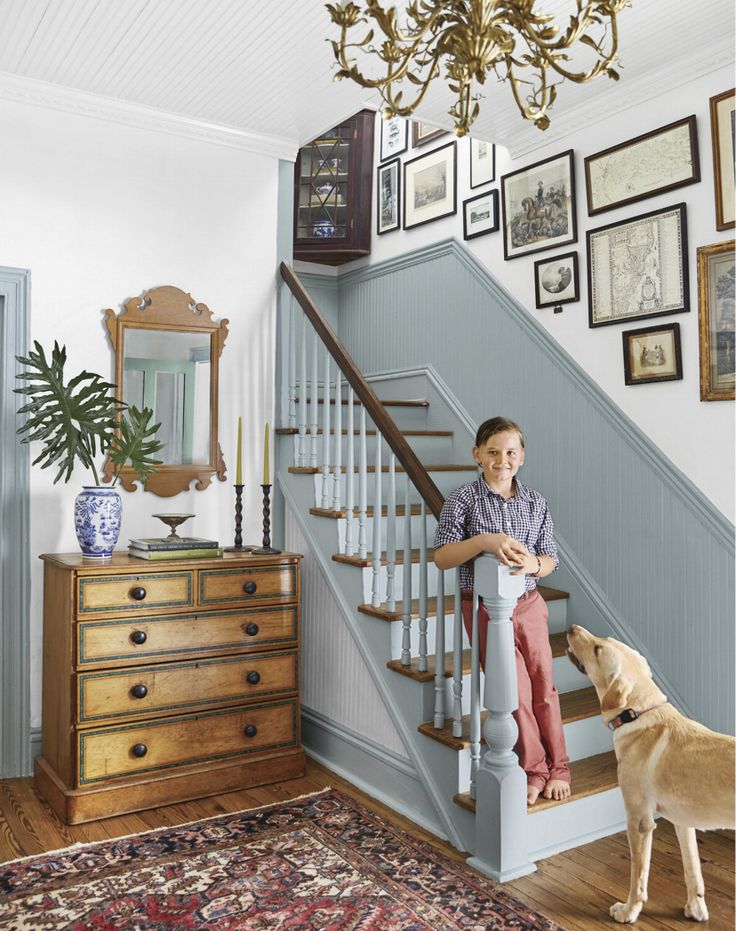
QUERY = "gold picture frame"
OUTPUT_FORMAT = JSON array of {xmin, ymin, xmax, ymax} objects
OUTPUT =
[
  {"xmin": 709, "ymin": 89, "xmax": 735, "ymax": 231},
  {"xmin": 697, "ymin": 240, "xmax": 735, "ymax": 401}
]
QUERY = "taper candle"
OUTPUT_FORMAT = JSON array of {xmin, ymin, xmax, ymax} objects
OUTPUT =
[
  {"xmin": 236, "ymin": 416, "xmax": 243, "ymax": 484},
  {"xmin": 263, "ymin": 421, "xmax": 270, "ymax": 485}
]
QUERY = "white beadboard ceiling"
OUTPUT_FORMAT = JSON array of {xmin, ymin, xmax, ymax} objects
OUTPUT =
[{"xmin": 0, "ymin": 0, "xmax": 733, "ymax": 158}]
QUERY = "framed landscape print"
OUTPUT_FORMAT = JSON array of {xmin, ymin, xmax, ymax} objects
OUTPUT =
[
  {"xmin": 411, "ymin": 122, "xmax": 448, "ymax": 148},
  {"xmin": 463, "ymin": 190, "xmax": 499, "ymax": 240},
  {"xmin": 709, "ymin": 88, "xmax": 735, "ymax": 230},
  {"xmin": 377, "ymin": 158, "xmax": 401, "ymax": 234},
  {"xmin": 501, "ymin": 150, "xmax": 577, "ymax": 260},
  {"xmin": 622, "ymin": 322, "xmax": 683, "ymax": 386},
  {"xmin": 587, "ymin": 203, "xmax": 689, "ymax": 328},
  {"xmin": 470, "ymin": 138, "xmax": 495, "ymax": 188},
  {"xmin": 697, "ymin": 239, "xmax": 735, "ymax": 400},
  {"xmin": 380, "ymin": 116, "xmax": 408, "ymax": 162},
  {"xmin": 584, "ymin": 116, "xmax": 700, "ymax": 216},
  {"xmin": 534, "ymin": 251, "xmax": 579, "ymax": 309},
  {"xmin": 403, "ymin": 141, "xmax": 456, "ymax": 230}
]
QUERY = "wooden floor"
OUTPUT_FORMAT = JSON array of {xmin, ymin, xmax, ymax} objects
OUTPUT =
[{"xmin": 1, "ymin": 761, "xmax": 733, "ymax": 930}]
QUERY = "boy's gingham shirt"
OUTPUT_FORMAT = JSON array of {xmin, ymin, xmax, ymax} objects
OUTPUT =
[{"xmin": 433, "ymin": 475, "xmax": 559, "ymax": 592}]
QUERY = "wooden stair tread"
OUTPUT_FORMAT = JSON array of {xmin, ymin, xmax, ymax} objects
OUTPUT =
[
  {"xmin": 417, "ymin": 686, "xmax": 601, "ymax": 749},
  {"xmin": 453, "ymin": 751, "xmax": 618, "ymax": 815},
  {"xmin": 310, "ymin": 504, "xmax": 425, "ymax": 519},
  {"xmin": 333, "ymin": 548, "xmax": 435, "ymax": 568},
  {"xmin": 293, "ymin": 397, "xmax": 429, "ymax": 408},
  {"xmin": 289, "ymin": 464, "xmax": 477, "ymax": 474},
  {"xmin": 361, "ymin": 587, "xmax": 569, "ymax": 624},
  {"xmin": 276, "ymin": 428, "xmax": 453, "ymax": 437}
]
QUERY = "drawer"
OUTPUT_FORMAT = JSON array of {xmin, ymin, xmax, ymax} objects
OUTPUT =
[
  {"xmin": 78, "ymin": 698, "xmax": 299, "ymax": 785},
  {"xmin": 199, "ymin": 564, "xmax": 297, "ymax": 607},
  {"xmin": 77, "ymin": 650, "xmax": 299, "ymax": 722},
  {"xmin": 77, "ymin": 572, "xmax": 193, "ymax": 616},
  {"xmin": 77, "ymin": 607, "xmax": 298, "ymax": 668}
]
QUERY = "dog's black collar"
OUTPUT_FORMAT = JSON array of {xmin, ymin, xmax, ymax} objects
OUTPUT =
[{"xmin": 608, "ymin": 704, "xmax": 666, "ymax": 731}]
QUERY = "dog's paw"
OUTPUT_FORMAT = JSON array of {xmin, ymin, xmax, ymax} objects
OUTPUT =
[
  {"xmin": 684, "ymin": 896, "xmax": 708, "ymax": 922},
  {"xmin": 610, "ymin": 901, "xmax": 642, "ymax": 923}
]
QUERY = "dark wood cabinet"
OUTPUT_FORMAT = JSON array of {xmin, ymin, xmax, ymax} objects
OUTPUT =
[{"xmin": 293, "ymin": 109, "xmax": 374, "ymax": 266}]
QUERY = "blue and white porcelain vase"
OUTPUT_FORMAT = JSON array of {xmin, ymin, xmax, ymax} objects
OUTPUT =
[{"xmin": 74, "ymin": 485, "xmax": 122, "ymax": 558}]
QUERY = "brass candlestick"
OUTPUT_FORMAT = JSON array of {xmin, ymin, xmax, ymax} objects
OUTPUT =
[{"xmin": 253, "ymin": 484, "xmax": 281, "ymax": 555}]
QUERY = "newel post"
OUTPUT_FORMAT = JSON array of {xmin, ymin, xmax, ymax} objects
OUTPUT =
[{"xmin": 466, "ymin": 554, "xmax": 536, "ymax": 882}]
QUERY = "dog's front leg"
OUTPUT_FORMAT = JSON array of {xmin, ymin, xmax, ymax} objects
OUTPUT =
[
  {"xmin": 673, "ymin": 823, "xmax": 709, "ymax": 922},
  {"xmin": 610, "ymin": 814, "xmax": 655, "ymax": 924}
]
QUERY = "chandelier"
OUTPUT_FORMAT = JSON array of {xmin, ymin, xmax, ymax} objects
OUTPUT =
[{"xmin": 326, "ymin": 0, "xmax": 631, "ymax": 136}]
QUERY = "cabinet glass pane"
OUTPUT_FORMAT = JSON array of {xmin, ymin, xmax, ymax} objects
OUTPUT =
[{"xmin": 296, "ymin": 121, "xmax": 351, "ymax": 242}]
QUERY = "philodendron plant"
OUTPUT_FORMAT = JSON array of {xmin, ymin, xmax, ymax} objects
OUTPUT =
[{"xmin": 15, "ymin": 341, "xmax": 163, "ymax": 486}]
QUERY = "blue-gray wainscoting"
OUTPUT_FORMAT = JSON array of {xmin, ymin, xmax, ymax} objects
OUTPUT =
[{"xmin": 299, "ymin": 240, "xmax": 735, "ymax": 735}]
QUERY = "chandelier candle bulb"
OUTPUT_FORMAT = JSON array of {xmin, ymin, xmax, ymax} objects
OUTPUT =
[
  {"xmin": 263, "ymin": 422, "xmax": 270, "ymax": 486},
  {"xmin": 236, "ymin": 416, "xmax": 243, "ymax": 485}
]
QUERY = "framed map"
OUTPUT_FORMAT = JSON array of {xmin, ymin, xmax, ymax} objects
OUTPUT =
[
  {"xmin": 584, "ymin": 117, "xmax": 700, "ymax": 216},
  {"xmin": 587, "ymin": 203, "xmax": 690, "ymax": 328}
]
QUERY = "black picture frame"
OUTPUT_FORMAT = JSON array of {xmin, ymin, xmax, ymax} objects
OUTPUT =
[
  {"xmin": 622, "ymin": 322, "xmax": 683, "ymax": 385},
  {"xmin": 376, "ymin": 158, "xmax": 401, "ymax": 235},
  {"xmin": 463, "ymin": 190, "xmax": 499, "ymax": 240},
  {"xmin": 587, "ymin": 203, "xmax": 690, "ymax": 328},
  {"xmin": 470, "ymin": 139, "xmax": 496, "ymax": 188},
  {"xmin": 403, "ymin": 141, "xmax": 457, "ymax": 231},
  {"xmin": 533, "ymin": 251, "xmax": 579, "ymax": 309},
  {"xmin": 380, "ymin": 116, "xmax": 408, "ymax": 162}
]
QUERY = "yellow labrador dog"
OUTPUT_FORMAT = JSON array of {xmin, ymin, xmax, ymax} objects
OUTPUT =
[{"xmin": 566, "ymin": 624, "xmax": 735, "ymax": 924}]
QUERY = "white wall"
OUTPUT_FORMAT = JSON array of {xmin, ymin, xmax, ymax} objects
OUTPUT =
[
  {"xmin": 0, "ymin": 97, "xmax": 281, "ymax": 728},
  {"xmin": 346, "ymin": 64, "xmax": 735, "ymax": 521}
]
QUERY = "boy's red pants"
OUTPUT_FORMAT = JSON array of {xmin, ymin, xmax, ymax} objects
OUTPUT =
[{"xmin": 461, "ymin": 589, "xmax": 570, "ymax": 792}]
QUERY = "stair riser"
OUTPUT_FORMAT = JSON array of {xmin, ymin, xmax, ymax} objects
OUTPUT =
[
  {"xmin": 335, "ymin": 513, "xmax": 438, "ymax": 554},
  {"xmin": 292, "ymin": 432, "xmax": 454, "ymax": 467}
]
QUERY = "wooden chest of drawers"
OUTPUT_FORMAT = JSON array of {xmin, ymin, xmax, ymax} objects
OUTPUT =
[{"xmin": 35, "ymin": 551, "xmax": 304, "ymax": 824}]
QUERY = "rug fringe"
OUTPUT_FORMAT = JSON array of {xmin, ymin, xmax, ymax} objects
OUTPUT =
[{"xmin": 0, "ymin": 787, "xmax": 332, "ymax": 869}]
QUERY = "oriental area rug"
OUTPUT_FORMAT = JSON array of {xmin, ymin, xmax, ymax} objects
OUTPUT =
[{"xmin": 0, "ymin": 789, "xmax": 562, "ymax": 930}]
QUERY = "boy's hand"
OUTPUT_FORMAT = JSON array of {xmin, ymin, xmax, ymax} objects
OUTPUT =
[
  {"xmin": 476, "ymin": 533, "xmax": 529, "ymax": 568},
  {"xmin": 509, "ymin": 553, "xmax": 538, "ymax": 576}
]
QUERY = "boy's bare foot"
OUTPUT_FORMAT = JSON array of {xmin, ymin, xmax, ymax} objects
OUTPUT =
[
  {"xmin": 543, "ymin": 778, "xmax": 571, "ymax": 801},
  {"xmin": 527, "ymin": 785, "xmax": 541, "ymax": 806}
]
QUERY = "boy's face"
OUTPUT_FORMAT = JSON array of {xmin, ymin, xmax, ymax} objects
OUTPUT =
[{"xmin": 473, "ymin": 430, "xmax": 524, "ymax": 486}]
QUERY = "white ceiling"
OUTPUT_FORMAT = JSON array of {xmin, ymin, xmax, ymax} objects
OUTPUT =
[{"xmin": 0, "ymin": 0, "xmax": 733, "ymax": 158}]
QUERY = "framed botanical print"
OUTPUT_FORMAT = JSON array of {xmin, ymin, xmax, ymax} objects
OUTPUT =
[
  {"xmin": 697, "ymin": 239, "xmax": 735, "ymax": 400},
  {"xmin": 622, "ymin": 322, "xmax": 683, "ymax": 386},
  {"xmin": 584, "ymin": 116, "xmax": 700, "ymax": 216},
  {"xmin": 380, "ymin": 115, "xmax": 408, "ymax": 162},
  {"xmin": 587, "ymin": 203, "xmax": 689, "ymax": 328},
  {"xmin": 470, "ymin": 138, "xmax": 495, "ymax": 188},
  {"xmin": 709, "ymin": 89, "xmax": 735, "ymax": 230},
  {"xmin": 463, "ymin": 190, "xmax": 499, "ymax": 240},
  {"xmin": 501, "ymin": 150, "xmax": 577, "ymax": 260},
  {"xmin": 411, "ymin": 122, "xmax": 448, "ymax": 148},
  {"xmin": 534, "ymin": 252, "xmax": 579, "ymax": 309},
  {"xmin": 403, "ymin": 141, "xmax": 457, "ymax": 230},
  {"xmin": 376, "ymin": 158, "xmax": 401, "ymax": 234}
]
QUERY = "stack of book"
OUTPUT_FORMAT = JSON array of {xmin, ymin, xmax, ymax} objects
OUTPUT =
[{"xmin": 128, "ymin": 536, "xmax": 223, "ymax": 560}]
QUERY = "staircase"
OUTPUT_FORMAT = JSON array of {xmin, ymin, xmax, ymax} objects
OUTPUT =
[{"xmin": 277, "ymin": 262, "xmax": 627, "ymax": 877}]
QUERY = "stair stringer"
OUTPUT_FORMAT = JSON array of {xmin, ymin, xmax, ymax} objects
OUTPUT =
[{"xmin": 278, "ymin": 468, "xmax": 477, "ymax": 853}]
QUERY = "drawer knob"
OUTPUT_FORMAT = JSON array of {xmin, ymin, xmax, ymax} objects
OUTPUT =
[
  {"xmin": 130, "ymin": 630, "xmax": 147, "ymax": 645},
  {"xmin": 245, "ymin": 622, "xmax": 260, "ymax": 637},
  {"xmin": 132, "ymin": 743, "xmax": 148, "ymax": 758},
  {"xmin": 131, "ymin": 684, "xmax": 148, "ymax": 699},
  {"xmin": 246, "ymin": 670, "xmax": 261, "ymax": 685},
  {"xmin": 243, "ymin": 581, "xmax": 257, "ymax": 594},
  {"xmin": 243, "ymin": 724, "xmax": 258, "ymax": 738},
  {"xmin": 130, "ymin": 586, "xmax": 147, "ymax": 601}
]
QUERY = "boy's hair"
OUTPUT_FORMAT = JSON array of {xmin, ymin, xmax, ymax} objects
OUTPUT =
[{"xmin": 475, "ymin": 417, "xmax": 525, "ymax": 449}]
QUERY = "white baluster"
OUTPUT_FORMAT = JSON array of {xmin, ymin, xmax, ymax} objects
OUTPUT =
[
  {"xmin": 310, "ymin": 330, "xmax": 319, "ymax": 467},
  {"xmin": 469, "ymin": 592, "xmax": 481, "ymax": 800},
  {"xmin": 358, "ymin": 406, "xmax": 367, "ymax": 560},
  {"xmin": 386, "ymin": 453, "xmax": 396, "ymax": 612},
  {"xmin": 371, "ymin": 434, "xmax": 382, "ymax": 608},
  {"xmin": 332, "ymin": 368, "xmax": 342, "ymax": 512},
  {"xmin": 298, "ymin": 315, "xmax": 308, "ymax": 466},
  {"xmin": 288, "ymin": 302, "xmax": 296, "ymax": 430},
  {"xmin": 321, "ymin": 349, "xmax": 331, "ymax": 507},
  {"xmin": 418, "ymin": 502, "xmax": 428, "ymax": 673},
  {"xmin": 452, "ymin": 570, "xmax": 463, "ymax": 737},
  {"xmin": 345, "ymin": 388, "xmax": 355, "ymax": 556},
  {"xmin": 434, "ymin": 567, "xmax": 446, "ymax": 728},
  {"xmin": 401, "ymin": 473, "xmax": 412, "ymax": 666}
]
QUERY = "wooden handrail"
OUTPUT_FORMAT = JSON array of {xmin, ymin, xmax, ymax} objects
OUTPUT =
[{"xmin": 280, "ymin": 261, "xmax": 444, "ymax": 519}]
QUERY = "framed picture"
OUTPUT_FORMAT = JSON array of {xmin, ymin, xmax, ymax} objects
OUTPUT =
[
  {"xmin": 411, "ymin": 122, "xmax": 448, "ymax": 148},
  {"xmin": 376, "ymin": 158, "xmax": 401, "ymax": 235},
  {"xmin": 463, "ymin": 190, "xmax": 499, "ymax": 240},
  {"xmin": 501, "ymin": 150, "xmax": 577, "ymax": 260},
  {"xmin": 534, "ymin": 251, "xmax": 579, "ymax": 309},
  {"xmin": 697, "ymin": 239, "xmax": 735, "ymax": 400},
  {"xmin": 380, "ymin": 115, "xmax": 408, "ymax": 162},
  {"xmin": 403, "ymin": 141, "xmax": 457, "ymax": 230},
  {"xmin": 470, "ymin": 138, "xmax": 495, "ymax": 188},
  {"xmin": 584, "ymin": 116, "xmax": 700, "ymax": 216},
  {"xmin": 587, "ymin": 203, "xmax": 689, "ymax": 328},
  {"xmin": 709, "ymin": 89, "xmax": 735, "ymax": 230},
  {"xmin": 622, "ymin": 322, "xmax": 683, "ymax": 386}
]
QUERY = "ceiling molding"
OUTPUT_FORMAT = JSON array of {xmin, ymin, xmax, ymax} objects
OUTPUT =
[{"xmin": 0, "ymin": 71, "xmax": 299, "ymax": 161}]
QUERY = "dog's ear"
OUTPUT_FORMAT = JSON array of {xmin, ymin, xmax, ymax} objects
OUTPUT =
[{"xmin": 600, "ymin": 674, "xmax": 633, "ymax": 713}]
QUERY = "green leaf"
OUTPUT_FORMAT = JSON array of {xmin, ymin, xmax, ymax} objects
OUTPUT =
[{"xmin": 107, "ymin": 406, "xmax": 164, "ymax": 485}]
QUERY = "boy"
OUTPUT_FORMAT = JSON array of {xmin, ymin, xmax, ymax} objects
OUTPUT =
[{"xmin": 434, "ymin": 416, "xmax": 570, "ymax": 806}]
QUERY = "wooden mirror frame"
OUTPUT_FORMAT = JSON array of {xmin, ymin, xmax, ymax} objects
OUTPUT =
[{"xmin": 103, "ymin": 285, "xmax": 229, "ymax": 496}]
